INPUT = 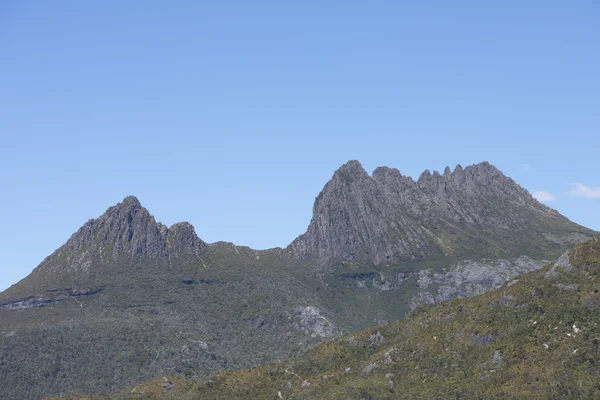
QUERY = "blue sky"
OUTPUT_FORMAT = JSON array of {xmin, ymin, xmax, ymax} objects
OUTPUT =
[{"xmin": 1, "ymin": 1, "xmax": 598, "ymax": 292}]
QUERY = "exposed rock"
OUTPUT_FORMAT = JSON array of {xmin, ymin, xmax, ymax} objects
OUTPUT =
[
  {"xmin": 168, "ymin": 222, "xmax": 206, "ymax": 257},
  {"xmin": 372, "ymin": 272, "xmax": 407, "ymax": 291},
  {"xmin": 473, "ymin": 333, "xmax": 495, "ymax": 346},
  {"xmin": 478, "ymin": 350, "xmax": 503, "ymax": 369},
  {"xmin": 555, "ymin": 283, "xmax": 580, "ymax": 291},
  {"xmin": 162, "ymin": 377, "xmax": 174, "ymax": 391},
  {"xmin": 546, "ymin": 251, "xmax": 575, "ymax": 278},
  {"xmin": 542, "ymin": 232, "xmax": 592, "ymax": 245},
  {"xmin": 411, "ymin": 257, "xmax": 545, "ymax": 309},
  {"xmin": 362, "ymin": 362, "xmax": 378, "ymax": 373},
  {"xmin": 29, "ymin": 196, "xmax": 207, "ymax": 281},
  {"xmin": 369, "ymin": 331, "xmax": 386, "ymax": 345},
  {"xmin": 68, "ymin": 195, "xmax": 170, "ymax": 259},
  {"xmin": 347, "ymin": 331, "xmax": 386, "ymax": 348},
  {"xmin": 289, "ymin": 161, "xmax": 593, "ymax": 266},
  {"xmin": 292, "ymin": 306, "xmax": 339, "ymax": 338}
]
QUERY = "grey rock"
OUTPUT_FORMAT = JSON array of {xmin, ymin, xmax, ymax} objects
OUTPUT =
[
  {"xmin": 546, "ymin": 251, "xmax": 575, "ymax": 278},
  {"xmin": 347, "ymin": 330, "xmax": 387, "ymax": 348},
  {"xmin": 292, "ymin": 306, "xmax": 339, "ymax": 338},
  {"xmin": 290, "ymin": 161, "xmax": 593, "ymax": 266},
  {"xmin": 162, "ymin": 377, "xmax": 175, "ymax": 391},
  {"xmin": 410, "ymin": 256, "xmax": 545, "ymax": 309},
  {"xmin": 368, "ymin": 331, "xmax": 386, "ymax": 345},
  {"xmin": 168, "ymin": 222, "xmax": 206, "ymax": 257},
  {"xmin": 32, "ymin": 196, "xmax": 206, "ymax": 280},
  {"xmin": 74, "ymin": 195, "xmax": 170, "ymax": 259},
  {"xmin": 362, "ymin": 362, "xmax": 378, "ymax": 373},
  {"xmin": 555, "ymin": 283, "xmax": 580, "ymax": 291},
  {"xmin": 478, "ymin": 350, "xmax": 503, "ymax": 369},
  {"xmin": 473, "ymin": 333, "xmax": 495, "ymax": 346}
]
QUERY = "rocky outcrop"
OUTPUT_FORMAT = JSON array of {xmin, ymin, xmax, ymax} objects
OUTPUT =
[
  {"xmin": 410, "ymin": 256, "xmax": 546, "ymax": 309},
  {"xmin": 0, "ymin": 287, "xmax": 103, "ymax": 311},
  {"xmin": 290, "ymin": 161, "xmax": 594, "ymax": 266},
  {"xmin": 65, "ymin": 196, "xmax": 169, "ymax": 259},
  {"xmin": 292, "ymin": 306, "xmax": 339, "ymax": 338},
  {"xmin": 168, "ymin": 222, "xmax": 206, "ymax": 257},
  {"xmin": 545, "ymin": 251, "xmax": 575, "ymax": 278}
]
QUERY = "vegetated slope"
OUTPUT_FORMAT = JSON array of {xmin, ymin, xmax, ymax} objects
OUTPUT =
[
  {"xmin": 0, "ymin": 198, "xmax": 337, "ymax": 400},
  {"xmin": 121, "ymin": 235, "xmax": 600, "ymax": 400},
  {"xmin": 0, "ymin": 161, "xmax": 595, "ymax": 400}
]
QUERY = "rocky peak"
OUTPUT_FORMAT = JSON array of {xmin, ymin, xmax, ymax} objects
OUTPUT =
[
  {"xmin": 372, "ymin": 167, "xmax": 416, "ymax": 191},
  {"xmin": 462, "ymin": 161, "xmax": 503, "ymax": 184},
  {"xmin": 168, "ymin": 221, "xmax": 206, "ymax": 256},
  {"xmin": 120, "ymin": 195, "xmax": 142, "ymax": 209},
  {"xmin": 64, "ymin": 195, "xmax": 169, "ymax": 259},
  {"xmin": 290, "ymin": 160, "xmax": 593, "ymax": 266},
  {"xmin": 35, "ymin": 196, "xmax": 207, "ymax": 278},
  {"xmin": 331, "ymin": 160, "xmax": 370, "ymax": 183},
  {"xmin": 371, "ymin": 166, "xmax": 399, "ymax": 181},
  {"xmin": 338, "ymin": 159, "xmax": 367, "ymax": 173}
]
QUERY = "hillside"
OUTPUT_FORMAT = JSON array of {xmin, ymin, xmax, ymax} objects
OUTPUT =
[
  {"xmin": 119, "ymin": 235, "xmax": 600, "ymax": 399},
  {"xmin": 0, "ymin": 161, "xmax": 595, "ymax": 400}
]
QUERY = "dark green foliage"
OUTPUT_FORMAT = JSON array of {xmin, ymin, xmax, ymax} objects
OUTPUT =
[{"xmin": 107, "ymin": 236, "xmax": 600, "ymax": 399}]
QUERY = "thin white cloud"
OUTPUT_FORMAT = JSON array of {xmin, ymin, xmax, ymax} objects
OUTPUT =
[
  {"xmin": 532, "ymin": 191, "xmax": 556, "ymax": 202},
  {"xmin": 565, "ymin": 183, "xmax": 600, "ymax": 199}
]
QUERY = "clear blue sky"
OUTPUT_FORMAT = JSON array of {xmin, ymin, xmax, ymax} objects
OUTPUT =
[{"xmin": 1, "ymin": 1, "xmax": 599, "ymax": 292}]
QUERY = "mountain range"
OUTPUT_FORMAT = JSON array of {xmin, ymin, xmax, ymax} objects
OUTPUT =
[{"xmin": 0, "ymin": 160, "xmax": 595, "ymax": 399}]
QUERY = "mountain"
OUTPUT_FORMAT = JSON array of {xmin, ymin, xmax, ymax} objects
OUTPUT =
[
  {"xmin": 1, "ymin": 196, "xmax": 204, "ymax": 297},
  {"xmin": 290, "ymin": 161, "xmax": 586, "ymax": 266},
  {"xmin": 0, "ymin": 161, "xmax": 595, "ymax": 399},
  {"xmin": 115, "ymin": 235, "xmax": 600, "ymax": 400}
]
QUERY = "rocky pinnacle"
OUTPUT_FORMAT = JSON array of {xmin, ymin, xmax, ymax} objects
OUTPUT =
[{"xmin": 34, "ymin": 196, "xmax": 206, "ymax": 278}]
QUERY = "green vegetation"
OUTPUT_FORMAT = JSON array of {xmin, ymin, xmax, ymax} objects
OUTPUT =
[{"xmin": 101, "ymin": 236, "xmax": 600, "ymax": 399}]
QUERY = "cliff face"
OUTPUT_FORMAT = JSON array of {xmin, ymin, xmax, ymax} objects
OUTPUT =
[
  {"xmin": 290, "ymin": 161, "xmax": 591, "ymax": 265},
  {"xmin": 60, "ymin": 195, "xmax": 170, "ymax": 264}
]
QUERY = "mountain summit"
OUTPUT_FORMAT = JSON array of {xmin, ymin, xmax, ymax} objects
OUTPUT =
[
  {"xmin": 7, "ymin": 196, "xmax": 206, "ymax": 294},
  {"xmin": 290, "ymin": 161, "xmax": 587, "ymax": 265}
]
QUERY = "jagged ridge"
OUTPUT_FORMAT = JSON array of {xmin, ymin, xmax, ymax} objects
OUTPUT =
[{"xmin": 290, "ymin": 160, "xmax": 591, "ymax": 265}]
